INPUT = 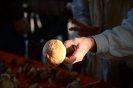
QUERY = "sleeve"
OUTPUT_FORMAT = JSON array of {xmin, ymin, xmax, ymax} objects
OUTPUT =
[
  {"xmin": 72, "ymin": 0, "xmax": 91, "ymax": 26},
  {"xmin": 91, "ymin": 8, "xmax": 133, "ymax": 59},
  {"xmin": 7, "ymin": 0, "xmax": 24, "ymax": 20}
]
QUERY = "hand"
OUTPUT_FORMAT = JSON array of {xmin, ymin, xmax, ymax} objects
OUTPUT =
[
  {"xmin": 13, "ymin": 17, "xmax": 30, "ymax": 36},
  {"xmin": 63, "ymin": 37, "xmax": 96, "ymax": 65},
  {"xmin": 70, "ymin": 19, "xmax": 99, "ymax": 37}
]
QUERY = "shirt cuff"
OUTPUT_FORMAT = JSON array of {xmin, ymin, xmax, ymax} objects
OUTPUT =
[{"xmin": 91, "ymin": 34, "xmax": 109, "ymax": 54}]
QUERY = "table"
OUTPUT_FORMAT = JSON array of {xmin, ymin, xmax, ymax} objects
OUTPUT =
[{"xmin": 0, "ymin": 50, "xmax": 115, "ymax": 88}]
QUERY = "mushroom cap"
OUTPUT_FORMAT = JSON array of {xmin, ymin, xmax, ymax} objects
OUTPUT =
[{"xmin": 42, "ymin": 39, "xmax": 66, "ymax": 66}]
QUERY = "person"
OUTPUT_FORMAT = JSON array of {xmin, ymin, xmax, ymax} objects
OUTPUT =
[
  {"xmin": 64, "ymin": 7, "xmax": 133, "ymax": 88},
  {"xmin": 0, "ymin": 0, "xmax": 30, "ymax": 56},
  {"xmin": 67, "ymin": 0, "xmax": 133, "ymax": 87}
]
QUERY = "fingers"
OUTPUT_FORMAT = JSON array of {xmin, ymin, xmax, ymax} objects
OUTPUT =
[
  {"xmin": 73, "ymin": 19, "xmax": 84, "ymax": 27},
  {"xmin": 64, "ymin": 39, "xmax": 76, "ymax": 48},
  {"xmin": 64, "ymin": 49, "xmax": 84, "ymax": 65},
  {"xmin": 63, "ymin": 57, "xmax": 76, "ymax": 65},
  {"xmin": 63, "ymin": 38, "xmax": 85, "ymax": 65},
  {"xmin": 64, "ymin": 52, "xmax": 79, "ymax": 65},
  {"xmin": 64, "ymin": 44, "xmax": 84, "ymax": 65},
  {"xmin": 69, "ymin": 26, "xmax": 79, "ymax": 31},
  {"xmin": 63, "ymin": 39, "xmax": 77, "ymax": 65},
  {"xmin": 64, "ymin": 37, "xmax": 81, "ymax": 49}
]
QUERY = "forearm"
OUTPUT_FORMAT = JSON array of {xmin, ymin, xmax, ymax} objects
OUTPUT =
[{"xmin": 91, "ymin": 8, "xmax": 133, "ymax": 58}]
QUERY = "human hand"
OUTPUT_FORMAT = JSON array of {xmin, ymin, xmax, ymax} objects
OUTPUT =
[
  {"xmin": 13, "ymin": 17, "xmax": 30, "ymax": 36},
  {"xmin": 70, "ymin": 19, "xmax": 99, "ymax": 37},
  {"xmin": 63, "ymin": 37, "xmax": 96, "ymax": 65}
]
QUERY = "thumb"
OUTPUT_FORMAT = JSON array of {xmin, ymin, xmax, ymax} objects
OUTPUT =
[{"xmin": 64, "ymin": 39, "xmax": 75, "ymax": 48}]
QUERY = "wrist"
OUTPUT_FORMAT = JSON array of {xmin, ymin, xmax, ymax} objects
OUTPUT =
[{"xmin": 89, "ymin": 37, "xmax": 97, "ymax": 51}]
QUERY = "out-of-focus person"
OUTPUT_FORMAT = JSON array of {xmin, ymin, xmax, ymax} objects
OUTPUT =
[{"xmin": 0, "ymin": 0, "xmax": 30, "ymax": 56}]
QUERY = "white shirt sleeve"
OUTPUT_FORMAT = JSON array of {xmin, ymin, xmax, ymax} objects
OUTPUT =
[{"xmin": 91, "ymin": 8, "xmax": 133, "ymax": 59}]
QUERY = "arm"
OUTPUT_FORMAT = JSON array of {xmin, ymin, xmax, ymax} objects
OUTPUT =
[
  {"xmin": 63, "ymin": 8, "xmax": 133, "ymax": 65},
  {"xmin": 92, "ymin": 8, "xmax": 133, "ymax": 58}
]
